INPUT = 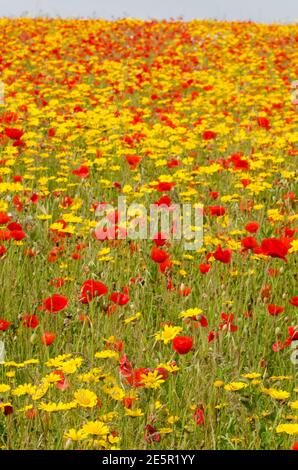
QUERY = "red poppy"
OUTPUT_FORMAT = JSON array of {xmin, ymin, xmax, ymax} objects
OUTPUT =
[
  {"xmin": 125, "ymin": 155, "xmax": 141, "ymax": 169},
  {"xmin": 151, "ymin": 246, "xmax": 169, "ymax": 263},
  {"xmin": 245, "ymin": 222, "xmax": 259, "ymax": 233},
  {"xmin": 209, "ymin": 206, "xmax": 225, "ymax": 217},
  {"xmin": 193, "ymin": 404, "xmax": 205, "ymax": 426},
  {"xmin": 290, "ymin": 296, "xmax": 298, "ymax": 307},
  {"xmin": 267, "ymin": 304, "xmax": 285, "ymax": 316},
  {"xmin": 257, "ymin": 116, "xmax": 270, "ymax": 129},
  {"xmin": 43, "ymin": 294, "xmax": 68, "ymax": 313},
  {"xmin": 241, "ymin": 236, "xmax": 258, "ymax": 250},
  {"xmin": 42, "ymin": 332, "xmax": 56, "ymax": 346},
  {"xmin": 0, "ymin": 212, "xmax": 11, "ymax": 225},
  {"xmin": 80, "ymin": 279, "xmax": 108, "ymax": 304},
  {"xmin": 156, "ymin": 181, "xmax": 175, "ymax": 192},
  {"xmin": 199, "ymin": 263, "xmax": 211, "ymax": 274},
  {"xmin": 9, "ymin": 230, "xmax": 26, "ymax": 241},
  {"xmin": 22, "ymin": 314, "xmax": 39, "ymax": 328},
  {"xmin": 261, "ymin": 238, "xmax": 288, "ymax": 261},
  {"xmin": 110, "ymin": 292, "xmax": 130, "ymax": 306},
  {"xmin": 72, "ymin": 165, "xmax": 90, "ymax": 178},
  {"xmin": 203, "ymin": 130, "xmax": 217, "ymax": 140},
  {"xmin": 153, "ymin": 231, "xmax": 168, "ymax": 247},
  {"xmin": 172, "ymin": 336, "xmax": 193, "ymax": 354},
  {"xmin": 5, "ymin": 127, "xmax": 24, "ymax": 140},
  {"xmin": 0, "ymin": 319, "xmax": 11, "ymax": 331},
  {"xmin": 154, "ymin": 195, "xmax": 172, "ymax": 206},
  {"xmin": 213, "ymin": 245, "xmax": 232, "ymax": 264},
  {"xmin": 292, "ymin": 442, "xmax": 298, "ymax": 451},
  {"xmin": 0, "ymin": 245, "xmax": 6, "ymax": 257},
  {"xmin": 0, "ymin": 230, "xmax": 11, "ymax": 241},
  {"xmin": 219, "ymin": 313, "xmax": 238, "ymax": 332}
]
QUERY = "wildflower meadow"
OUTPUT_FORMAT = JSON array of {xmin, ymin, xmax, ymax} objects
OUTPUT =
[{"xmin": 0, "ymin": 18, "xmax": 297, "ymax": 451}]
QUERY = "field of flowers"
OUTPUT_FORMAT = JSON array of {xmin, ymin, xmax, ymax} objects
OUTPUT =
[{"xmin": 0, "ymin": 18, "xmax": 297, "ymax": 450}]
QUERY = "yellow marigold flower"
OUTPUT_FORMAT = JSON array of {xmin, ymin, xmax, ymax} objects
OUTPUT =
[
  {"xmin": 289, "ymin": 401, "xmax": 298, "ymax": 410},
  {"xmin": 140, "ymin": 370, "xmax": 165, "ymax": 389},
  {"xmin": 0, "ymin": 402, "xmax": 12, "ymax": 408},
  {"xmin": 158, "ymin": 428, "xmax": 173, "ymax": 434},
  {"xmin": 59, "ymin": 357, "xmax": 83, "ymax": 374},
  {"xmin": 125, "ymin": 408, "xmax": 144, "ymax": 417},
  {"xmin": 168, "ymin": 415, "xmax": 179, "ymax": 424},
  {"xmin": 81, "ymin": 421, "xmax": 109, "ymax": 436},
  {"xmin": 289, "ymin": 240, "xmax": 298, "ymax": 253},
  {"xmin": 154, "ymin": 325, "xmax": 182, "ymax": 344},
  {"xmin": 123, "ymin": 312, "xmax": 142, "ymax": 324},
  {"xmin": 64, "ymin": 428, "xmax": 89, "ymax": 441},
  {"xmin": 95, "ymin": 350, "xmax": 119, "ymax": 360},
  {"xmin": 214, "ymin": 380, "xmax": 224, "ymax": 388},
  {"xmin": 224, "ymin": 382, "xmax": 248, "ymax": 391},
  {"xmin": 261, "ymin": 387, "xmax": 290, "ymax": 400},
  {"xmin": 31, "ymin": 380, "xmax": 50, "ymax": 400},
  {"xmin": 276, "ymin": 423, "xmax": 298, "ymax": 435},
  {"xmin": 179, "ymin": 307, "xmax": 203, "ymax": 319},
  {"xmin": 45, "ymin": 354, "xmax": 72, "ymax": 368},
  {"xmin": 108, "ymin": 434, "xmax": 120, "ymax": 444},
  {"xmin": 0, "ymin": 384, "xmax": 10, "ymax": 393},
  {"xmin": 12, "ymin": 383, "xmax": 36, "ymax": 397},
  {"xmin": 38, "ymin": 401, "xmax": 77, "ymax": 412},
  {"xmin": 5, "ymin": 371, "xmax": 16, "ymax": 378},
  {"xmin": 74, "ymin": 389, "xmax": 98, "ymax": 408},
  {"xmin": 241, "ymin": 373, "xmax": 261, "ymax": 379}
]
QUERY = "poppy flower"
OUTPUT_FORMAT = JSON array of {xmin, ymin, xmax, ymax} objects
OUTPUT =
[
  {"xmin": 0, "ymin": 245, "xmax": 6, "ymax": 257},
  {"xmin": 0, "ymin": 319, "xmax": 11, "ymax": 331},
  {"xmin": 219, "ymin": 313, "xmax": 238, "ymax": 332},
  {"xmin": 209, "ymin": 206, "xmax": 225, "ymax": 217},
  {"xmin": 151, "ymin": 246, "xmax": 169, "ymax": 263},
  {"xmin": 5, "ymin": 127, "xmax": 23, "ymax": 140},
  {"xmin": 245, "ymin": 221, "xmax": 259, "ymax": 233},
  {"xmin": 0, "ymin": 230, "xmax": 11, "ymax": 241},
  {"xmin": 155, "ymin": 195, "xmax": 172, "ymax": 206},
  {"xmin": 72, "ymin": 165, "xmax": 90, "ymax": 178},
  {"xmin": 213, "ymin": 245, "xmax": 232, "ymax": 264},
  {"xmin": 257, "ymin": 116, "xmax": 270, "ymax": 129},
  {"xmin": 261, "ymin": 238, "xmax": 288, "ymax": 261},
  {"xmin": 109, "ymin": 292, "xmax": 130, "ymax": 306},
  {"xmin": 292, "ymin": 442, "xmax": 298, "ymax": 451},
  {"xmin": 9, "ymin": 230, "xmax": 26, "ymax": 241},
  {"xmin": 241, "ymin": 236, "xmax": 258, "ymax": 250},
  {"xmin": 193, "ymin": 404, "xmax": 205, "ymax": 426},
  {"xmin": 42, "ymin": 332, "xmax": 56, "ymax": 346},
  {"xmin": 80, "ymin": 279, "xmax": 108, "ymax": 304},
  {"xmin": 199, "ymin": 263, "xmax": 211, "ymax": 274},
  {"xmin": 156, "ymin": 181, "xmax": 175, "ymax": 192},
  {"xmin": 203, "ymin": 130, "xmax": 217, "ymax": 140},
  {"xmin": 172, "ymin": 336, "xmax": 193, "ymax": 354},
  {"xmin": 22, "ymin": 314, "xmax": 39, "ymax": 328},
  {"xmin": 267, "ymin": 304, "xmax": 285, "ymax": 316},
  {"xmin": 125, "ymin": 155, "xmax": 141, "ymax": 169},
  {"xmin": 0, "ymin": 212, "xmax": 11, "ymax": 225},
  {"xmin": 153, "ymin": 231, "xmax": 168, "ymax": 247},
  {"xmin": 43, "ymin": 294, "xmax": 68, "ymax": 313},
  {"xmin": 290, "ymin": 296, "xmax": 298, "ymax": 307}
]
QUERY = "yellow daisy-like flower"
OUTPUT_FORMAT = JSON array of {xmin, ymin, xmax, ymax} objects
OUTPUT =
[
  {"xmin": 95, "ymin": 350, "xmax": 119, "ymax": 360},
  {"xmin": 125, "ymin": 408, "xmax": 144, "ymax": 417},
  {"xmin": 224, "ymin": 382, "xmax": 248, "ymax": 391},
  {"xmin": 261, "ymin": 387, "xmax": 290, "ymax": 400},
  {"xmin": 74, "ymin": 389, "xmax": 98, "ymax": 408},
  {"xmin": 241, "ymin": 373, "xmax": 261, "ymax": 379},
  {"xmin": 276, "ymin": 424, "xmax": 298, "ymax": 435},
  {"xmin": 12, "ymin": 383, "xmax": 36, "ymax": 397},
  {"xmin": 214, "ymin": 380, "xmax": 224, "ymax": 388},
  {"xmin": 81, "ymin": 421, "xmax": 109, "ymax": 436},
  {"xmin": 154, "ymin": 325, "xmax": 182, "ymax": 344},
  {"xmin": 0, "ymin": 384, "xmax": 11, "ymax": 393},
  {"xmin": 140, "ymin": 370, "xmax": 165, "ymax": 389},
  {"xmin": 64, "ymin": 428, "xmax": 89, "ymax": 441},
  {"xmin": 179, "ymin": 307, "xmax": 202, "ymax": 319},
  {"xmin": 289, "ymin": 401, "xmax": 298, "ymax": 410}
]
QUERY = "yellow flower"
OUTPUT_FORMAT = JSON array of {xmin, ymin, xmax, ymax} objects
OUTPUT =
[
  {"xmin": 81, "ymin": 421, "xmax": 109, "ymax": 436},
  {"xmin": 289, "ymin": 401, "xmax": 298, "ymax": 410},
  {"xmin": 125, "ymin": 408, "xmax": 144, "ymax": 417},
  {"xmin": 95, "ymin": 350, "xmax": 119, "ymax": 360},
  {"xmin": 140, "ymin": 370, "xmax": 165, "ymax": 389},
  {"xmin": 154, "ymin": 325, "xmax": 182, "ymax": 344},
  {"xmin": 241, "ymin": 373, "xmax": 261, "ymax": 379},
  {"xmin": 224, "ymin": 382, "xmax": 248, "ymax": 391},
  {"xmin": 12, "ymin": 383, "xmax": 36, "ymax": 397},
  {"xmin": 64, "ymin": 428, "xmax": 89, "ymax": 441},
  {"xmin": 74, "ymin": 389, "xmax": 98, "ymax": 408},
  {"xmin": 213, "ymin": 380, "xmax": 224, "ymax": 388},
  {"xmin": 261, "ymin": 387, "xmax": 290, "ymax": 400},
  {"xmin": 276, "ymin": 424, "xmax": 298, "ymax": 435},
  {"xmin": 0, "ymin": 384, "xmax": 11, "ymax": 393},
  {"xmin": 179, "ymin": 307, "xmax": 203, "ymax": 319}
]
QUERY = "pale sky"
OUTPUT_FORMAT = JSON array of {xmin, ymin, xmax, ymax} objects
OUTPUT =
[{"xmin": 0, "ymin": 0, "xmax": 297, "ymax": 23}]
